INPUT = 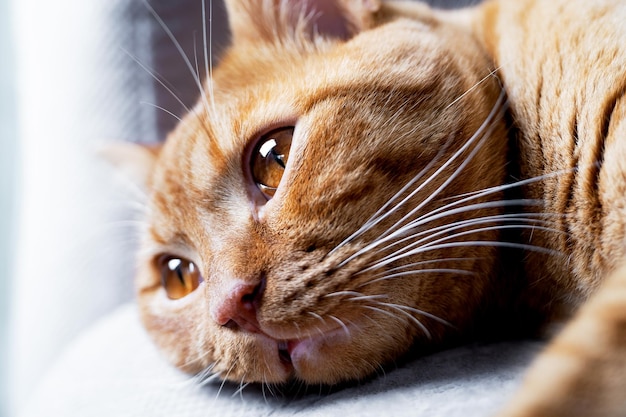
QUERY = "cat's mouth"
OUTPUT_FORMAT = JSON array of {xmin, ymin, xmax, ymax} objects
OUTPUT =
[
  {"xmin": 267, "ymin": 325, "xmax": 354, "ymax": 378},
  {"xmin": 235, "ymin": 318, "xmax": 349, "ymax": 369},
  {"xmin": 277, "ymin": 341, "xmax": 292, "ymax": 365},
  {"xmin": 273, "ymin": 337, "xmax": 317, "ymax": 370}
]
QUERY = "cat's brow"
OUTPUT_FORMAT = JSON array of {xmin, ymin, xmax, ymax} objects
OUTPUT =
[{"xmin": 296, "ymin": 81, "xmax": 440, "ymax": 114}]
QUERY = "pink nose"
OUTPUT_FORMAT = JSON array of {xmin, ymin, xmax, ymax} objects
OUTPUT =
[{"xmin": 212, "ymin": 279, "xmax": 265, "ymax": 333}]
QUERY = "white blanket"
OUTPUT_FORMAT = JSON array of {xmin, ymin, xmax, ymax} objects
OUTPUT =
[{"xmin": 19, "ymin": 304, "xmax": 542, "ymax": 417}]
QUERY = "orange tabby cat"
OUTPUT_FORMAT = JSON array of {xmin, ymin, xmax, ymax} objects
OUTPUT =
[{"xmin": 122, "ymin": 0, "xmax": 626, "ymax": 415}]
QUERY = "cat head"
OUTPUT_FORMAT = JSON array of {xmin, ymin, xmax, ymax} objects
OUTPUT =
[{"xmin": 130, "ymin": 0, "xmax": 508, "ymax": 385}]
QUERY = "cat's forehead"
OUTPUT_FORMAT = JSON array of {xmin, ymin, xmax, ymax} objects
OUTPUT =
[
  {"xmin": 148, "ymin": 19, "xmax": 470, "ymax": 241},
  {"xmin": 159, "ymin": 24, "xmax": 433, "ymax": 151},
  {"xmin": 209, "ymin": 21, "xmax": 445, "ymax": 139}
]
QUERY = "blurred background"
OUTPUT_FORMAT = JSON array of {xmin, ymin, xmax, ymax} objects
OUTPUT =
[
  {"xmin": 1, "ymin": 2, "xmax": 229, "ymax": 415},
  {"xmin": 0, "ymin": 0, "xmax": 479, "ymax": 416},
  {"xmin": 1, "ymin": 0, "xmax": 16, "ymax": 414}
]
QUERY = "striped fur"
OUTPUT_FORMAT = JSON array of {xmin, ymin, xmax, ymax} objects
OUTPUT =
[{"xmin": 124, "ymin": 0, "xmax": 626, "ymax": 414}]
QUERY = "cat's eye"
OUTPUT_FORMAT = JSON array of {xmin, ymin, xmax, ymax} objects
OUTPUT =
[
  {"xmin": 158, "ymin": 256, "xmax": 203, "ymax": 300},
  {"xmin": 250, "ymin": 127, "xmax": 293, "ymax": 199}
]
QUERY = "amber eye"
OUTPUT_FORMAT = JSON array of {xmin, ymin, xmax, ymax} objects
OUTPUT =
[
  {"xmin": 250, "ymin": 127, "xmax": 293, "ymax": 198},
  {"xmin": 159, "ymin": 257, "xmax": 202, "ymax": 300}
]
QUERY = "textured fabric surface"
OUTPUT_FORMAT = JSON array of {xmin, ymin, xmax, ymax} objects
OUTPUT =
[{"xmin": 19, "ymin": 304, "xmax": 541, "ymax": 417}]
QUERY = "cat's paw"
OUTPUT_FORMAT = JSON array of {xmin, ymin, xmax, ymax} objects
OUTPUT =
[{"xmin": 498, "ymin": 265, "xmax": 626, "ymax": 417}]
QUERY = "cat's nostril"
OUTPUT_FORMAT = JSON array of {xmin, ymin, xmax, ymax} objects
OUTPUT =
[
  {"xmin": 243, "ymin": 274, "xmax": 266, "ymax": 307},
  {"xmin": 223, "ymin": 319, "xmax": 238, "ymax": 330},
  {"xmin": 213, "ymin": 277, "xmax": 265, "ymax": 333}
]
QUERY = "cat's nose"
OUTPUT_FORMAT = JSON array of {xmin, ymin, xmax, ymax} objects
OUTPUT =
[{"xmin": 212, "ymin": 278, "xmax": 265, "ymax": 333}]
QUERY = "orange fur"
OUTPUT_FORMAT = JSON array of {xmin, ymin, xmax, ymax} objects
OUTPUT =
[
  {"xmin": 122, "ymin": 0, "xmax": 626, "ymax": 414},
  {"xmin": 472, "ymin": 0, "xmax": 626, "ymax": 414},
  {"xmin": 499, "ymin": 265, "xmax": 626, "ymax": 417}
]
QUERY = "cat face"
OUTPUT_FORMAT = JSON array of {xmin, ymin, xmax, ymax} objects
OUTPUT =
[{"xmin": 135, "ymin": 0, "xmax": 508, "ymax": 384}]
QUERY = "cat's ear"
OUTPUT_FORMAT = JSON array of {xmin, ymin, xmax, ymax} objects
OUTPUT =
[
  {"xmin": 98, "ymin": 142, "xmax": 161, "ymax": 190},
  {"xmin": 225, "ymin": 0, "xmax": 382, "ymax": 44}
]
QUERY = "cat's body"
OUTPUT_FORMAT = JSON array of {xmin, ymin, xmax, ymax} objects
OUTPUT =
[
  {"xmin": 128, "ymin": 0, "xmax": 626, "ymax": 415},
  {"xmin": 473, "ymin": 1, "xmax": 626, "ymax": 414},
  {"xmin": 476, "ymin": 0, "xmax": 626, "ymax": 308}
]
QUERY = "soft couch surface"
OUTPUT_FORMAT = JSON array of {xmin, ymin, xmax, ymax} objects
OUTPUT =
[{"xmin": 20, "ymin": 304, "xmax": 541, "ymax": 417}]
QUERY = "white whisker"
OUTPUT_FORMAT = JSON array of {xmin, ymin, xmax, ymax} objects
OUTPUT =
[
  {"xmin": 192, "ymin": 34, "xmax": 201, "ymax": 92},
  {"xmin": 139, "ymin": 101, "xmax": 183, "ymax": 121},
  {"xmin": 261, "ymin": 376, "xmax": 268, "ymax": 403},
  {"xmin": 121, "ymin": 47, "xmax": 191, "ymax": 114},
  {"xmin": 371, "ymin": 212, "xmax": 558, "ymax": 267},
  {"xmin": 384, "ymin": 241, "xmax": 561, "ymax": 265},
  {"xmin": 362, "ymin": 257, "xmax": 480, "ymax": 278},
  {"xmin": 264, "ymin": 380, "xmax": 276, "ymax": 398},
  {"xmin": 215, "ymin": 361, "xmax": 236, "ymax": 399},
  {"xmin": 231, "ymin": 376, "xmax": 249, "ymax": 399},
  {"xmin": 370, "ymin": 213, "xmax": 562, "ymax": 269},
  {"xmin": 203, "ymin": 0, "xmax": 217, "ymax": 116},
  {"xmin": 342, "ymin": 198, "xmax": 545, "ymax": 269},
  {"xmin": 375, "ymin": 301, "xmax": 452, "ymax": 328},
  {"xmin": 359, "ymin": 268, "xmax": 475, "ymax": 288},
  {"xmin": 347, "ymin": 294, "xmax": 388, "ymax": 302},
  {"xmin": 419, "ymin": 224, "xmax": 563, "ymax": 251},
  {"xmin": 445, "ymin": 65, "xmax": 502, "ymax": 110},
  {"xmin": 328, "ymin": 138, "xmax": 452, "ymax": 256},
  {"xmin": 142, "ymin": 0, "xmax": 211, "ymax": 118},
  {"xmin": 337, "ymin": 92, "xmax": 507, "ymax": 268},
  {"xmin": 370, "ymin": 302, "xmax": 432, "ymax": 339},
  {"xmin": 195, "ymin": 362, "xmax": 220, "ymax": 386},
  {"xmin": 442, "ymin": 169, "xmax": 570, "ymax": 203},
  {"xmin": 308, "ymin": 311, "xmax": 325, "ymax": 323},
  {"xmin": 324, "ymin": 290, "xmax": 365, "ymax": 299},
  {"xmin": 328, "ymin": 315, "xmax": 351, "ymax": 339},
  {"xmin": 375, "ymin": 96, "xmax": 506, "ymax": 243},
  {"xmin": 362, "ymin": 305, "xmax": 402, "ymax": 321},
  {"xmin": 198, "ymin": 371, "xmax": 221, "ymax": 387}
]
